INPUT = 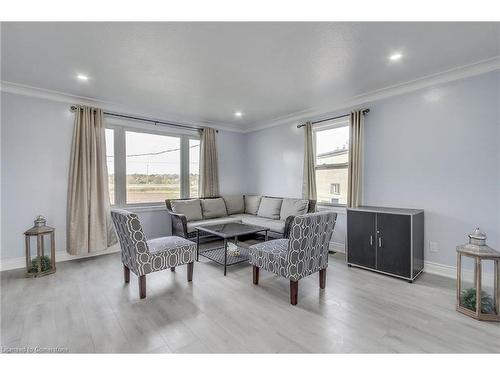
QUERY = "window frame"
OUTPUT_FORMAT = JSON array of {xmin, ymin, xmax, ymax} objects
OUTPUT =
[
  {"xmin": 312, "ymin": 116, "xmax": 350, "ymax": 208},
  {"xmin": 106, "ymin": 121, "xmax": 200, "ymax": 208}
]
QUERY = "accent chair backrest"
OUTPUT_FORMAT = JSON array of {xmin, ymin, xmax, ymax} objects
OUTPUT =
[
  {"xmin": 110, "ymin": 209, "xmax": 150, "ymax": 272},
  {"xmin": 286, "ymin": 211, "xmax": 337, "ymax": 278}
]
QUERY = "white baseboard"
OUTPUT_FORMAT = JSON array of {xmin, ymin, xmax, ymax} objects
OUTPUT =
[
  {"xmin": 329, "ymin": 241, "xmax": 346, "ymax": 253},
  {"xmin": 0, "ymin": 244, "xmax": 121, "ymax": 272}
]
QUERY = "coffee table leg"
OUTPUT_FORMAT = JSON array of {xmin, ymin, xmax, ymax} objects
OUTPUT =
[
  {"xmin": 265, "ymin": 230, "xmax": 268, "ymax": 242},
  {"xmin": 196, "ymin": 230, "xmax": 200, "ymax": 261},
  {"xmin": 223, "ymin": 238, "xmax": 228, "ymax": 276}
]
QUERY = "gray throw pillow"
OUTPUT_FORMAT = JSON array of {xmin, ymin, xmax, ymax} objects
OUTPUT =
[
  {"xmin": 201, "ymin": 198, "xmax": 228, "ymax": 219},
  {"xmin": 223, "ymin": 195, "xmax": 245, "ymax": 215},
  {"xmin": 171, "ymin": 199, "xmax": 203, "ymax": 222},
  {"xmin": 244, "ymin": 195, "xmax": 262, "ymax": 215},
  {"xmin": 280, "ymin": 198, "xmax": 309, "ymax": 220},
  {"xmin": 257, "ymin": 197, "xmax": 283, "ymax": 220}
]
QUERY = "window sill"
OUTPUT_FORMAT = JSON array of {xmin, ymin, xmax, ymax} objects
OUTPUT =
[
  {"xmin": 111, "ymin": 204, "xmax": 166, "ymax": 213},
  {"xmin": 317, "ymin": 204, "xmax": 347, "ymax": 215}
]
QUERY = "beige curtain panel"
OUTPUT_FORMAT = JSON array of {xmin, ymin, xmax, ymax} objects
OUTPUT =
[
  {"xmin": 302, "ymin": 121, "xmax": 317, "ymax": 200},
  {"xmin": 347, "ymin": 110, "xmax": 365, "ymax": 208},
  {"xmin": 67, "ymin": 105, "xmax": 117, "ymax": 255},
  {"xmin": 200, "ymin": 127, "xmax": 220, "ymax": 197}
]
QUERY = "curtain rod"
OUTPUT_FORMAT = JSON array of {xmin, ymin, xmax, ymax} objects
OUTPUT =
[
  {"xmin": 70, "ymin": 105, "xmax": 217, "ymax": 133},
  {"xmin": 296, "ymin": 108, "xmax": 370, "ymax": 128}
]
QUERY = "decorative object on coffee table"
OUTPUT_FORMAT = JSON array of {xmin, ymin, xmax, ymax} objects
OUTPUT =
[
  {"xmin": 456, "ymin": 228, "xmax": 499, "ymax": 322},
  {"xmin": 24, "ymin": 215, "xmax": 56, "ymax": 278}
]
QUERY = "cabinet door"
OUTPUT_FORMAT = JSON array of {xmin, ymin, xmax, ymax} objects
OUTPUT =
[
  {"xmin": 376, "ymin": 213, "xmax": 411, "ymax": 278},
  {"xmin": 347, "ymin": 211, "xmax": 376, "ymax": 268}
]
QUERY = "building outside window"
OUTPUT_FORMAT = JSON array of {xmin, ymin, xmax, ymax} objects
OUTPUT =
[{"xmin": 313, "ymin": 117, "xmax": 350, "ymax": 206}]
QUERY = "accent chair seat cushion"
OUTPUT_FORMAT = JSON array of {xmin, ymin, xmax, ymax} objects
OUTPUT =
[
  {"xmin": 147, "ymin": 236, "xmax": 196, "ymax": 270},
  {"xmin": 257, "ymin": 197, "xmax": 283, "ymax": 220},
  {"xmin": 171, "ymin": 199, "xmax": 203, "ymax": 221},
  {"xmin": 249, "ymin": 239, "xmax": 289, "ymax": 278},
  {"xmin": 201, "ymin": 197, "xmax": 228, "ymax": 219}
]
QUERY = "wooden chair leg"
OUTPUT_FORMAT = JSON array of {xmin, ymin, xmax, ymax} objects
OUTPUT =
[
  {"xmin": 290, "ymin": 280, "xmax": 298, "ymax": 305},
  {"xmin": 187, "ymin": 262, "xmax": 194, "ymax": 282},
  {"xmin": 319, "ymin": 268, "xmax": 326, "ymax": 289},
  {"xmin": 139, "ymin": 275, "xmax": 146, "ymax": 299},
  {"xmin": 123, "ymin": 265, "xmax": 130, "ymax": 283},
  {"xmin": 253, "ymin": 266, "xmax": 259, "ymax": 285},
  {"xmin": 170, "ymin": 267, "xmax": 176, "ymax": 272}
]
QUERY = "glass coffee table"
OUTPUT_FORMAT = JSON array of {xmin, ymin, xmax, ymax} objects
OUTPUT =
[{"xmin": 195, "ymin": 223, "xmax": 269, "ymax": 276}]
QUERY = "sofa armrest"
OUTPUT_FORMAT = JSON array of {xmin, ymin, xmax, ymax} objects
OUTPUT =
[
  {"xmin": 168, "ymin": 211, "xmax": 189, "ymax": 238},
  {"xmin": 284, "ymin": 215, "xmax": 295, "ymax": 239}
]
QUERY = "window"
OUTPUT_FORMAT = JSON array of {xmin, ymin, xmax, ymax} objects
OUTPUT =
[
  {"xmin": 105, "ymin": 125, "xmax": 200, "ymax": 206},
  {"xmin": 105, "ymin": 129, "xmax": 115, "ymax": 204},
  {"xmin": 314, "ymin": 117, "xmax": 350, "ymax": 206}
]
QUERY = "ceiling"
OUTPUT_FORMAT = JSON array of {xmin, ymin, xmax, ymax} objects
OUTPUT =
[{"xmin": 1, "ymin": 22, "xmax": 499, "ymax": 131}]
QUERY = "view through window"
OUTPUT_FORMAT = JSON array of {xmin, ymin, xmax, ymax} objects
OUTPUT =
[
  {"xmin": 125, "ymin": 131, "xmax": 181, "ymax": 203},
  {"xmin": 314, "ymin": 118, "xmax": 350, "ymax": 205}
]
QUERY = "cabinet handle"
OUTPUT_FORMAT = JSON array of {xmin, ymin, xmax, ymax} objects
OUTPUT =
[
  {"xmin": 370, "ymin": 235, "xmax": 373, "ymax": 246},
  {"xmin": 378, "ymin": 237, "xmax": 382, "ymax": 248}
]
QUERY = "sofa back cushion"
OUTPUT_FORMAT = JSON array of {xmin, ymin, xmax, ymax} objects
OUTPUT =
[
  {"xmin": 280, "ymin": 198, "xmax": 309, "ymax": 220},
  {"xmin": 171, "ymin": 199, "xmax": 203, "ymax": 222},
  {"xmin": 244, "ymin": 195, "xmax": 262, "ymax": 215},
  {"xmin": 257, "ymin": 197, "xmax": 283, "ymax": 220},
  {"xmin": 201, "ymin": 198, "xmax": 228, "ymax": 219},
  {"xmin": 223, "ymin": 195, "xmax": 245, "ymax": 215}
]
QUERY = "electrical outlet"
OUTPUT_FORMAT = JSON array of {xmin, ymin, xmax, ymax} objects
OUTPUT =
[{"xmin": 429, "ymin": 241, "xmax": 439, "ymax": 253}]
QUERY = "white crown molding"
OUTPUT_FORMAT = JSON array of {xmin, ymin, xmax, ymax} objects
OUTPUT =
[
  {"xmin": 0, "ymin": 81, "xmax": 246, "ymax": 134},
  {"xmin": 246, "ymin": 56, "xmax": 500, "ymax": 133}
]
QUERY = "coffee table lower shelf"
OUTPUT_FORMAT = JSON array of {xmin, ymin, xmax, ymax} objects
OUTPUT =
[{"xmin": 198, "ymin": 246, "xmax": 250, "ymax": 268}]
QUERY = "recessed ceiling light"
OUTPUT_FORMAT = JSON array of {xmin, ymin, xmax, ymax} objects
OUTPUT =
[
  {"xmin": 389, "ymin": 53, "xmax": 403, "ymax": 61},
  {"xmin": 77, "ymin": 74, "xmax": 89, "ymax": 81},
  {"xmin": 234, "ymin": 111, "xmax": 243, "ymax": 118}
]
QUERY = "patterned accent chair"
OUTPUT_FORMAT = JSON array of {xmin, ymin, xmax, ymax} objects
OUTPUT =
[
  {"xmin": 249, "ymin": 211, "xmax": 337, "ymax": 305},
  {"xmin": 111, "ymin": 209, "xmax": 196, "ymax": 299}
]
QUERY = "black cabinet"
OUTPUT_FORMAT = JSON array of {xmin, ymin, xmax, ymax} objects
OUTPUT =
[{"xmin": 347, "ymin": 206, "xmax": 424, "ymax": 282}]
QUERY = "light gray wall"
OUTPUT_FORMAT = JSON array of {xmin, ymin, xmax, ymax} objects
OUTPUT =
[
  {"xmin": 244, "ymin": 71, "xmax": 500, "ymax": 267},
  {"xmin": 0, "ymin": 92, "xmax": 247, "ymax": 259}
]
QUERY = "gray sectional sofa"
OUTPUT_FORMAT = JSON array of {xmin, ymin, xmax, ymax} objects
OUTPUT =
[{"xmin": 165, "ymin": 195, "xmax": 316, "ymax": 239}]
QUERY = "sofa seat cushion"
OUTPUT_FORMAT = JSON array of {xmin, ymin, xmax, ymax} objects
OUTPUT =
[
  {"xmin": 186, "ymin": 217, "xmax": 241, "ymax": 233},
  {"xmin": 280, "ymin": 198, "xmax": 309, "ymax": 220},
  {"xmin": 257, "ymin": 197, "xmax": 283, "ymax": 220},
  {"xmin": 240, "ymin": 216, "xmax": 285, "ymax": 234},
  {"xmin": 201, "ymin": 198, "xmax": 228, "ymax": 219},
  {"xmin": 171, "ymin": 199, "xmax": 203, "ymax": 221},
  {"xmin": 244, "ymin": 195, "xmax": 262, "ymax": 215},
  {"xmin": 147, "ymin": 236, "xmax": 196, "ymax": 270},
  {"xmin": 223, "ymin": 195, "xmax": 245, "ymax": 215}
]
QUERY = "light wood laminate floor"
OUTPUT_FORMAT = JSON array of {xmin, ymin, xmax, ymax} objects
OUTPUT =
[{"xmin": 1, "ymin": 250, "xmax": 499, "ymax": 353}]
